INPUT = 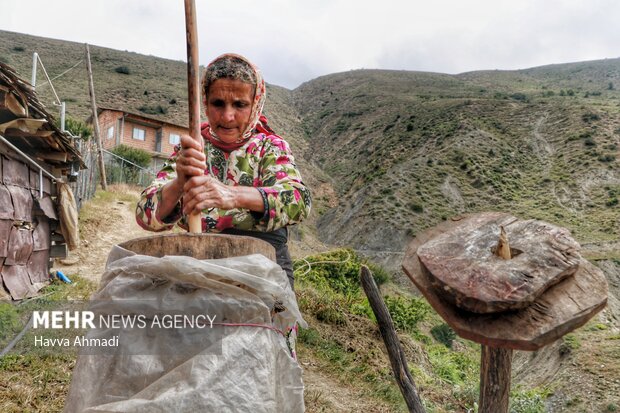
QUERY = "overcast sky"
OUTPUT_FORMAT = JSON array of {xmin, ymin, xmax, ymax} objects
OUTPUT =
[{"xmin": 2, "ymin": 0, "xmax": 620, "ymax": 89}]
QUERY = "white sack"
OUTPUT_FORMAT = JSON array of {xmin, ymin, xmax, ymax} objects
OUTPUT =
[{"xmin": 64, "ymin": 245, "xmax": 306, "ymax": 413}]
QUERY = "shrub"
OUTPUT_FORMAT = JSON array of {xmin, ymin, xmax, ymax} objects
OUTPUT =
[
  {"xmin": 510, "ymin": 93, "xmax": 527, "ymax": 102},
  {"xmin": 55, "ymin": 115, "xmax": 93, "ymax": 140},
  {"xmin": 584, "ymin": 137, "xmax": 596, "ymax": 147},
  {"xmin": 559, "ymin": 334, "xmax": 581, "ymax": 356},
  {"xmin": 12, "ymin": 46, "xmax": 25, "ymax": 52},
  {"xmin": 582, "ymin": 113, "xmax": 600, "ymax": 123},
  {"xmin": 510, "ymin": 387, "xmax": 550, "ymax": 413},
  {"xmin": 599, "ymin": 154, "xmax": 616, "ymax": 162},
  {"xmin": 139, "ymin": 105, "xmax": 168, "ymax": 115},
  {"xmin": 431, "ymin": 323, "xmax": 456, "ymax": 348},
  {"xmin": 408, "ymin": 203, "xmax": 424, "ymax": 213},
  {"xmin": 384, "ymin": 296, "xmax": 430, "ymax": 333},
  {"xmin": 115, "ymin": 66, "xmax": 130, "ymax": 74},
  {"xmin": 110, "ymin": 144, "xmax": 151, "ymax": 168}
]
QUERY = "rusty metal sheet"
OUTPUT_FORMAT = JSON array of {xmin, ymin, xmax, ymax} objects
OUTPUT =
[
  {"xmin": 6, "ymin": 185, "xmax": 32, "ymax": 222},
  {"xmin": 32, "ymin": 218, "xmax": 50, "ymax": 251},
  {"xmin": 29, "ymin": 169, "xmax": 40, "ymax": 191},
  {"xmin": 0, "ymin": 219, "xmax": 10, "ymax": 257},
  {"xmin": 1, "ymin": 264, "xmax": 36, "ymax": 299},
  {"xmin": 42, "ymin": 176, "xmax": 52, "ymax": 195},
  {"xmin": 27, "ymin": 250, "xmax": 49, "ymax": 284},
  {"xmin": 0, "ymin": 184, "xmax": 13, "ymax": 219},
  {"xmin": 0, "ymin": 258, "xmax": 10, "ymax": 300},
  {"xmin": 0, "ymin": 118, "xmax": 47, "ymax": 135},
  {"xmin": 2, "ymin": 156, "xmax": 29, "ymax": 187},
  {"xmin": 5, "ymin": 225, "xmax": 33, "ymax": 265},
  {"xmin": 33, "ymin": 195, "xmax": 57, "ymax": 220}
]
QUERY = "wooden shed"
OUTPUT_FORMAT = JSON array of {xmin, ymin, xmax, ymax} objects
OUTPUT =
[{"xmin": 0, "ymin": 61, "xmax": 83, "ymax": 300}]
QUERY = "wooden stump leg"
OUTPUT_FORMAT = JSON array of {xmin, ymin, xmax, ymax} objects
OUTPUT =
[{"xmin": 479, "ymin": 345, "xmax": 513, "ymax": 413}]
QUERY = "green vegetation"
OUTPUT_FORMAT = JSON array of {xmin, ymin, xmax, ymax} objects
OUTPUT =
[
  {"xmin": 54, "ymin": 115, "xmax": 93, "ymax": 140},
  {"xmin": 114, "ymin": 66, "xmax": 130, "ymax": 74},
  {"xmin": 509, "ymin": 386, "xmax": 551, "ymax": 413},
  {"xmin": 110, "ymin": 144, "xmax": 151, "ymax": 168},
  {"xmin": 0, "ymin": 276, "xmax": 97, "ymax": 413},
  {"xmin": 138, "ymin": 104, "xmax": 168, "ymax": 115},
  {"xmin": 296, "ymin": 250, "xmax": 484, "ymax": 411}
]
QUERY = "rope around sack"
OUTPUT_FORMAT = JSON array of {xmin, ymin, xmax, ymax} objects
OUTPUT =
[{"xmin": 293, "ymin": 249, "xmax": 353, "ymax": 278}]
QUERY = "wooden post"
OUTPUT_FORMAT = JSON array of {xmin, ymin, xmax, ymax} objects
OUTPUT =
[
  {"xmin": 184, "ymin": 0, "xmax": 202, "ymax": 233},
  {"xmin": 85, "ymin": 43, "xmax": 107, "ymax": 190},
  {"xmin": 360, "ymin": 265, "xmax": 426, "ymax": 413},
  {"xmin": 479, "ymin": 226, "xmax": 513, "ymax": 413},
  {"xmin": 479, "ymin": 346, "xmax": 512, "ymax": 413}
]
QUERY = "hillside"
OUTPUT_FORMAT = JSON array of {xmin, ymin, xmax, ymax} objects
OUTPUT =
[
  {"xmin": 1, "ymin": 29, "xmax": 617, "ymax": 272},
  {"xmin": 294, "ymin": 66, "xmax": 619, "ymax": 274}
]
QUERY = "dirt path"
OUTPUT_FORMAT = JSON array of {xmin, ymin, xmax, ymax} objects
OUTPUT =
[{"xmin": 53, "ymin": 191, "xmax": 147, "ymax": 283}]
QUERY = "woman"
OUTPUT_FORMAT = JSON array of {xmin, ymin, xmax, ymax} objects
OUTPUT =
[{"xmin": 136, "ymin": 53, "xmax": 311, "ymax": 288}]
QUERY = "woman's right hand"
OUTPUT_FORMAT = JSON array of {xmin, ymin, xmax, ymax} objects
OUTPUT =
[{"xmin": 175, "ymin": 135, "xmax": 207, "ymax": 187}]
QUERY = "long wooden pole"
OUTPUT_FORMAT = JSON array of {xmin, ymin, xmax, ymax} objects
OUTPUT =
[
  {"xmin": 184, "ymin": 0, "xmax": 202, "ymax": 233},
  {"xmin": 360, "ymin": 265, "xmax": 426, "ymax": 413},
  {"xmin": 85, "ymin": 44, "xmax": 107, "ymax": 191}
]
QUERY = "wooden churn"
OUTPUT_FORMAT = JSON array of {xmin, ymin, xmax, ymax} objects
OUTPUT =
[{"xmin": 402, "ymin": 212, "xmax": 608, "ymax": 413}]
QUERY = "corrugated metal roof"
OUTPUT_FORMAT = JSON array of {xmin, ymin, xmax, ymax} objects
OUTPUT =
[{"xmin": 0, "ymin": 61, "xmax": 83, "ymax": 168}]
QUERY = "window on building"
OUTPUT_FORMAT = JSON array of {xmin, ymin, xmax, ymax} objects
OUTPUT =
[
  {"xmin": 169, "ymin": 133, "xmax": 180, "ymax": 145},
  {"xmin": 132, "ymin": 127, "xmax": 145, "ymax": 141},
  {"xmin": 107, "ymin": 126, "xmax": 114, "ymax": 140}
]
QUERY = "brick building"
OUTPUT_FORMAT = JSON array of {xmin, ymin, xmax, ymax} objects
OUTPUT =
[{"xmin": 96, "ymin": 107, "xmax": 188, "ymax": 170}]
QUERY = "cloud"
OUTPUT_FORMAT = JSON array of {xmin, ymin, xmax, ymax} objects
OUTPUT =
[{"xmin": 2, "ymin": 0, "xmax": 619, "ymax": 89}]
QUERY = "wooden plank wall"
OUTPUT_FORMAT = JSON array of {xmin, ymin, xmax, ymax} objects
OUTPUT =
[{"xmin": 0, "ymin": 141, "xmax": 59, "ymax": 300}]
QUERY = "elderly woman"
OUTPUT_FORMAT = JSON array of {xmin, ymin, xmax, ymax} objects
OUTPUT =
[{"xmin": 136, "ymin": 53, "xmax": 311, "ymax": 288}]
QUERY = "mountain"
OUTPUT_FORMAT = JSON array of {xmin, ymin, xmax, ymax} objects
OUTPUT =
[
  {"xmin": 294, "ymin": 65, "xmax": 620, "ymax": 274},
  {"xmin": 2, "ymin": 29, "xmax": 618, "ymax": 272}
]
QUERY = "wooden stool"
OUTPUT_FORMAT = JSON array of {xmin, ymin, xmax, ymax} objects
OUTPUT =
[{"xmin": 402, "ymin": 212, "xmax": 608, "ymax": 413}]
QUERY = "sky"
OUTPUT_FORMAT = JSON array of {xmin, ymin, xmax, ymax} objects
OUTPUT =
[{"xmin": 2, "ymin": 0, "xmax": 620, "ymax": 89}]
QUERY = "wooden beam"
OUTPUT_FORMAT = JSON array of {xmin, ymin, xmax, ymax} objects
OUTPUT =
[
  {"xmin": 479, "ymin": 346, "xmax": 513, "ymax": 413},
  {"xmin": 360, "ymin": 265, "xmax": 426, "ymax": 413},
  {"xmin": 85, "ymin": 43, "xmax": 107, "ymax": 190},
  {"xmin": 35, "ymin": 151, "xmax": 68, "ymax": 163}
]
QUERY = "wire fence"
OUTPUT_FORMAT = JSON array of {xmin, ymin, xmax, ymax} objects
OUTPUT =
[{"xmin": 70, "ymin": 139, "xmax": 155, "ymax": 210}]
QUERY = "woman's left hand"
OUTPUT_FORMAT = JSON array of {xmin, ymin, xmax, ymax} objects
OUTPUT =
[{"xmin": 182, "ymin": 175, "xmax": 237, "ymax": 215}]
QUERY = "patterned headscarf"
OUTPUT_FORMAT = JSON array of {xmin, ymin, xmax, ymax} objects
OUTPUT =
[{"xmin": 200, "ymin": 53, "xmax": 267, "ymax": 152}]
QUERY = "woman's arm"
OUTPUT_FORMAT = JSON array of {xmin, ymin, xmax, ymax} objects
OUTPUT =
[{"xmin": 135, "ymin": 135, "xmax": 206, "ymax": 231}]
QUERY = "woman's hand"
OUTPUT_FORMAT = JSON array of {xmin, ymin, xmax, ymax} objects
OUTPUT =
[
  {"xmin": 176, "ymin": 135, "xmax": 206, "ymax": 187},
  {"xmin": 182, "ymin": 176, "xmax": 265, "ymax": 216},
  {"xmin": 183, "ymin": 175, "xmax": 238, "ymax": 215}
]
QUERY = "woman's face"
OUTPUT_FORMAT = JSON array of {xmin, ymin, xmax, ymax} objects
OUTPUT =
[{"xmin": 206, "ymin": 78, "xmax": 254, "ymax": 143}]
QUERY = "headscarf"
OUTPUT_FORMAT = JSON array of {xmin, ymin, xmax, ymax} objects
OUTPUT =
[{"xmin": 200, "ymin": 53, "xmax": 268, "ymax": 152}]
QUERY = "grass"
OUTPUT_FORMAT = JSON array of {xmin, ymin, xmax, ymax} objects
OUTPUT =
[{"xmin": 0, "ymin": 276, "xmax": 97, "ymax": 413}]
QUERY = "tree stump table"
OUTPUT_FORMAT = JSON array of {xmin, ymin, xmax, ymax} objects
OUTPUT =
[{"xmin": 402, "ymin": 212, "xmax": 608, "ymax": 413}]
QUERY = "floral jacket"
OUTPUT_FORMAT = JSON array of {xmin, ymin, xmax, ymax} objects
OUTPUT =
[{"xmin": 136, "ymin": 133, "xmax": 311, "ymax": 233}]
